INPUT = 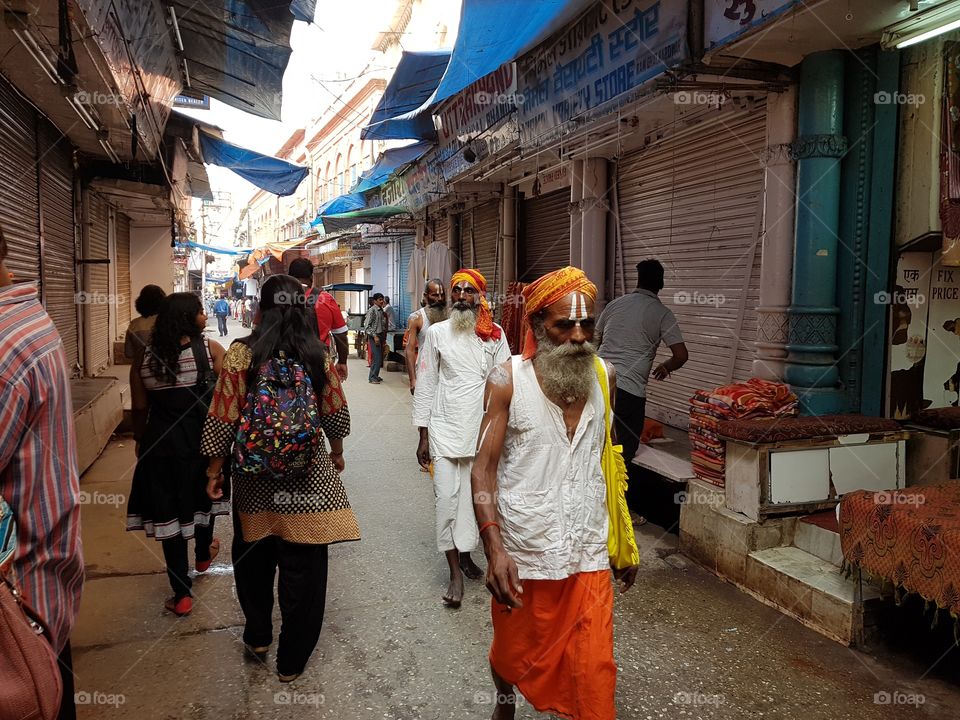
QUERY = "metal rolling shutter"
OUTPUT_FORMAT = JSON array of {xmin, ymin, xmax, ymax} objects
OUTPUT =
[
  {"xmin": 457, "ymin": 211, "xmax": 471, "ymax": 270},
  {"xmin": 115, "ymin": 212, "xmax": 131, "ymax": 334},
  {"xmin": 84, "ymin": 193, "xmax": 111, "ymax": 375},
  {"xmin": 466, "ymin": 200, "xmax": 500, "ymax": 301},
  {"xmin": 397, "ymin": 234, "xmax": 414, "ymax": 326},
  {"xmin": 432, "ymin": 214, "xmax": 449, "ymax": 246},
  {"xmin": 615, "ymin": 102, "xmax": 767, "ymax": 428},
  {"xmin": 38, "ymin": 122, "xmax": 78, "ymax": 369},
  {"xmin": 0, "ymin": 78, "xmax": 39, "ymax": 285},
  {"xmin": 521, "ymin": 188, "xmax": 570, "ymax": 281}
]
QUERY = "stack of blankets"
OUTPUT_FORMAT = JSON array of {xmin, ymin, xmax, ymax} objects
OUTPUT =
[{"xmin": 689, "ymin": 378, "xmax": 798, "ymax": 487}]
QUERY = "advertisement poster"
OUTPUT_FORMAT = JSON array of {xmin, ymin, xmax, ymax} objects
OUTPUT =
[
  {"xmin": 923, "ymin": 260, "xmax": 960, "ymax": 409},
  {"xmin": 887, "ymin": 252, "xmax": 931, "ymax": 418},
  {"xmin": 704, "ymin": 0, "xmax": 803, "ymax": 51}
]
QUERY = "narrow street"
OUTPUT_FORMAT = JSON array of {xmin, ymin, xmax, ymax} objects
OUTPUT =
[{"xmin": 70, "ymin": 332, "xmax": 960, "ymax": 719}]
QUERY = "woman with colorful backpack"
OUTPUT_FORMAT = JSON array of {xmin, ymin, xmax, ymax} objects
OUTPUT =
[
  {"xmin": 201, "ymin": 274, "xmax": 360, "ymax": 682},
  {"xmin": 127, "ymin": 292, "xmax": 229, "ymax": 617}
]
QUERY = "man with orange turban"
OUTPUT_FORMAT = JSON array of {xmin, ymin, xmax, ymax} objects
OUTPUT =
[
  {"xmin": 471, "ymin": 266, "xmax": 639, "ymax": 720},
  {"xmin": 413, "ymin": 268, "xmax": 510, "ymax": 608}
]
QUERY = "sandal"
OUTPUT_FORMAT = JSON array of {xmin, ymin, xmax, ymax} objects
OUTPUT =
[
  {"xmin": 196, "ymin": 539, "xmax": 221, "ymax": 573},
  {"xmin": 164, "ymin": 596, "xmax": 192, "ymax": 616}
]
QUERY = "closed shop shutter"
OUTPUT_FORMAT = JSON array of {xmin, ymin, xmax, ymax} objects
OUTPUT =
[
  {"xmin": 432, "ymin": 214, "xmax": 448, "ymax": 246},
  {"xmin": 457, "ymin": 210, "xmax": 472, "ymax": 270},
  {"xmin": 520, "ymin": 188, "xmax": 570, "ymax": 281},
  {"xmin": 397, "ymin": 234, "xmax": 415, "ymax": 326},
  {"xmin": 84, "ymin": 192, "xmax": 111, "ymax": 376},
  {"xmin": 38, "ymin": 121, "xmax": 78, "ymax": 369},
  {"xmin": 0, "ymin": 78, "xmax": 40, "ymax": 285},
  {"xmin": 473, "ymin": 201, "xmax": 500, "ymax": 295},
  {"xmin": 615, "ymin": 102, "xmax": 767, "ymax": 428},
  {"xmin": 115, "ymin": 212, "xmax": 131, "ymax": 334}
]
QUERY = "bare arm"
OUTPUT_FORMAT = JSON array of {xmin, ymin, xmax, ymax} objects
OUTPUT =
[
  {"xmin": 405, "ymin": 312, "xmax": 422, "ymax": 393},
  {"xmin": 471, "ymin": 361, "xmax": 523, "ymax": 608},
  {"xmin": 605, "ymin": 359, "xmax": 618, "ymax": 444},
  {"xmin": 652, "ymin": 342, "xmax": 689, "ymax": 381}
]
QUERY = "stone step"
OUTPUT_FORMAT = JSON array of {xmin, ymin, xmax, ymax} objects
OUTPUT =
[
  {"xmin": 793, "ymin": 519, "xmax": 842, "ymax": 566},
  {"xmin": 746, "ymin": 546, "xmax": 881, "ymax": 645}
]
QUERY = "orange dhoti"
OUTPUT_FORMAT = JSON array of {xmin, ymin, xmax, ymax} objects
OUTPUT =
[{"xmin": 489, "ymin": 569, "xmax": 616, "ymax": 720}]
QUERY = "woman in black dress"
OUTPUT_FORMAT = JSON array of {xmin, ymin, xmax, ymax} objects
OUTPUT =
[{"xmin": 127, "ymin": 292, "xmax": 229, "ymax": 616}]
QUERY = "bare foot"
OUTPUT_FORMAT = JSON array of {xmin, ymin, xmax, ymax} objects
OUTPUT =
[
  {"xmin": 491, "ymin": 697, "xmax": 516, "ymax": 720},
  {"xmin": 442, "ymin": 574, "xmax": 464, "ymax": 608},
  {"xmin": 460, "ymin": 552, "xmax": 483, "ymax": 580}
]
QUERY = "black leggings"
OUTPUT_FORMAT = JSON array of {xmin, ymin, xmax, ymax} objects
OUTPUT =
[
  {"xmin": 231, "ymin": 511, "xmax": 329, "ymax": 676},
  {"xmin": 160, "ymin": 521, "xmax": 215, "ymax": 599}
]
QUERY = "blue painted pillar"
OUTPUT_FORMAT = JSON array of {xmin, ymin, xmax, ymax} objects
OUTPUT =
[{"xmin": 785, "ymin": 51, "xmax": 848, "ymax": 414}]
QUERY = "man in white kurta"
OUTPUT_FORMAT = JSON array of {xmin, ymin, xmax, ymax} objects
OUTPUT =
[{"xmin": 412, "ymin": 268, "xmax": 510, "ymax": 607}]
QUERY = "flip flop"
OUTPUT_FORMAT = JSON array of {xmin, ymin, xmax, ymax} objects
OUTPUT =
[
  {"xmin": 442, "ymin": 595, "xmax": 462, "ymax": 609},
  {"xmin": 196, "ymin": 538, "xmax": 220, "ymax": 573},
  {"xmin": 631, "ymin": 515, "xmax": 647, "ymax": 527}
]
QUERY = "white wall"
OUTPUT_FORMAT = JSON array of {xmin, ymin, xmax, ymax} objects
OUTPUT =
[{"xmin": 129, "ymin": 224, "xmax": 174, "ymax": 318}]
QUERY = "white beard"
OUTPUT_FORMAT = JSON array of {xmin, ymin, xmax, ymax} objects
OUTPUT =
[
  {"xmin": 532, "ymin": 328, "xmax": 598, "ymax": 402},
  {"xmin": 450, "ymin": 307, "xmax": 478, "ymax": 334}
]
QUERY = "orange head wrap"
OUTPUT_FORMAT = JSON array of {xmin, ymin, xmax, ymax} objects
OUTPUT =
[
  {"xmin": 451, "ymin": 268, "xmax": 502, "ymax": 342},
  {"xmin": 520, "ymin": 266, "xmax": 598, "ymax": 359}
]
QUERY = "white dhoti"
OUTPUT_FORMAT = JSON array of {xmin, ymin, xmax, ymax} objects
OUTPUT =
[{"xmin": 432, "ymin": 457, "xmax": 479, "ymax": 553}]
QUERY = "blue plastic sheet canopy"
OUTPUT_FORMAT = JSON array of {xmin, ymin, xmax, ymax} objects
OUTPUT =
[
  {"xmin": 310, "ymin": 193, "xmax": 368, "ymax": 228},
  {"xmin": 170, "ymin": 0, "xmax": 317, "ymax": 120},
  {"xmin": 199, "ymin": 131, "xmax": 309, "ymax": 197},
  {"xmin": 179, "ymin": 241, "xmax": 250, "ymax": 255},
  {"xmin": 427, "ymin": 0, "xmax": 592, "ymax": 105},
  {"xmin": 353, "ymin": 141, "xmax": 432, "ymax": 194},
  {"xmin": 361, "ymin": 51, "xmax": 451, "ymax": 141}
]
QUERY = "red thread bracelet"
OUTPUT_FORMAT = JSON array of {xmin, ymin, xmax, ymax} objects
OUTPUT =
[{"xmin": 478, "ymin": 521, "xmax": 500, "ymax": 536}]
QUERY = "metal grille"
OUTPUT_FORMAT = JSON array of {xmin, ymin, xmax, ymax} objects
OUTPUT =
[
  {"xmin": 115, "ymin": 212, "xmax": 131, "ymax": 333},
  {"xmin": 397, "ymin": 234, "xmax": 415, "ymax": 326},
  {"xmin": 615, "ymin": 102, "xmax": 767, "ymax": 428},
  {"xmin": 520, "ymin": 188, "xmax": 570, "ymax": 281},
  {"xmin": 84, "ymin": 193, "xmax": 111, "ymax": 376},
  {"xmin": 0, "ymin": 77, "xmax": 39, "ymax": 285},
  {"xmin": 38, "ymin": 122, "xmax": 78, "ymax": 369}
]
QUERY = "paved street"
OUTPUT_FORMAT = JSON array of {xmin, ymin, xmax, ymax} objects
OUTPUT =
[{"xmin": 72, "ymin": 349, "xmax": 960, "ymax": 719}]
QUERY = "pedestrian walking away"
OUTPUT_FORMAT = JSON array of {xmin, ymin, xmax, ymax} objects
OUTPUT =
[
  {"xmin": 201, "ymin": 274, "xmax": 360, "ymax": 682},
  {"xmin": 214, "ymin": 295, "xmax": 231, "ymax": 337},
  {"xmin": 471, "ymin": 266, "xmax": 639, "ymax": 720},
  {"xmin": 127, "ymin": 292, "xmax": 229, "ymax": 617},
  {"xmin": 596, "ymin": 259, "xmax": 688, "ymax": 525},
  {"xmin": 405, "ymin": 278, "xmax": 448, "ymax": 396},
  {"xmin": 0, "ymin": 226, "xmax": 84, "ymax": 719},
  {"xmin": 288, "ymin": 257, "xmax": 350, "ymax": 381},
  {"xmin": 363, "ymin": 292, "xmax": 387, "ymax": 383},
  {"xmin": 413, "ymin": 268, "xmax": 510, "ymax": 608},
  {"xmin": 124, "ymin": 284, "xmax": 166, "ymax": 359}
]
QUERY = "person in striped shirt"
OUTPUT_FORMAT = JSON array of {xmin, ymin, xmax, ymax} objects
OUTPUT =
[{"xmin": 0, "ymin": 225, "xmax": 84, "ymax": 709}]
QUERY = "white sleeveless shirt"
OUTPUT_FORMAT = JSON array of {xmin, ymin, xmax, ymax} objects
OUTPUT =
[
  {"xmin": 415, "ymin": 307, "xmax": 432, "ymax": 346},
  {"xmin": 496, "ymin": 355, "xmax": 610, "ymax": 580}
]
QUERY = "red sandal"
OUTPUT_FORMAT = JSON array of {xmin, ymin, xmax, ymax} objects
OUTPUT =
[
  {"xmin": 164, "ymin": 596, "xmax": 192, "ymax": 616},
  {"xmin": 196, "ymin": 538, "xmax": 220, "ymax": 573}
]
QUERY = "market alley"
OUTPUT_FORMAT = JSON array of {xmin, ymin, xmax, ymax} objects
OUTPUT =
[{"xmin": 69, "ymin": 355, "xmax": 960, "ymax": 720}]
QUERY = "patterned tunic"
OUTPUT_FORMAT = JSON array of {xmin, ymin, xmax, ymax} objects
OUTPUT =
[{"xmin": 201, "ymin": 342, "xmax": 360, "ymax": 545}]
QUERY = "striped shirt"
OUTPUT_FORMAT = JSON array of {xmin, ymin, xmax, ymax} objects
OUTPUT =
[{"xmin": 0, "ymin": 283, "xmax": 84, "ymax": 652}]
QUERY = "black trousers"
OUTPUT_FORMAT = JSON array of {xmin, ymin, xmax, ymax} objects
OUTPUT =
[
  {"xmin": 160, "ymin": 521, "xmax": 215, "ymax": 599},
  {"xmin": 57, "ymin": 641, "xmax": 75, "ymax": 720},
  {"xmin": 231, "ymin": 511, "xmax": 329, "ymax": 676},
  {"xmin": 612, "ymin": 388, "xmax": 646, "ymax": 515},
  {"xmin": 216, "ymin": 314, "xmax": 228, "ymax": 335}
]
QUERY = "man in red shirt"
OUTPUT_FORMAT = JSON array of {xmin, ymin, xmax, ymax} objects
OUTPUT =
[{"xmin": 289, "ymin": 258, "xmax": 349, "ymax": 380}]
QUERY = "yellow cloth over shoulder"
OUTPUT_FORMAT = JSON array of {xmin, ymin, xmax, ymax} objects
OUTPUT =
[{"xmin": 594, "ymin": 356, "xmax": 640, "ymax": 570}]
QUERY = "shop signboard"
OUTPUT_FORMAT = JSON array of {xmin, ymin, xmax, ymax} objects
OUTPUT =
[
  {"xmin": 379, "ymin": 153, "xmax": 446, "ymax": 212},
  {"xmin": 517, "ymin": 0, "xmax": 688, "ymax": 148},
  {"xmin": 704, "ymin": 0, "xmax": 803, "ymax": 52},
  {"xmin": 923, "ymin": 259, "xmax": 960, "ymax": 410}
]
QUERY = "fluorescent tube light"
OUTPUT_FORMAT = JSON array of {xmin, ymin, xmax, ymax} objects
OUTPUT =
[{"xmin": 897, "ymin": 17, "xmax": 960, "ymax": 47}]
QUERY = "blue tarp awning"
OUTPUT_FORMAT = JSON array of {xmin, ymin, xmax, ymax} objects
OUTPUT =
[
  {"xmin": 310, "ymin": 193, "xmax": 368, "ymax": 228},
  {"xmin": 178, "ymin": 241, "xmax": 250, "ymax": 256},
  {"xmin": 427, "ymin": 0, "xmax": 591, "ymax": 105},
  {"xmin": 353, "ymin": 141, "xmax": 432, "ymax": 194},
  {"xmin": 171, "ymin": 1, "xmax": 317, "ymax": 120},
  {"xmin": 361, "ymin": 50, "xmax": 451, "ymax": 141},
  {"xmin": 199, "ymin": 131, "xmax": 309, "ymax": 197}
]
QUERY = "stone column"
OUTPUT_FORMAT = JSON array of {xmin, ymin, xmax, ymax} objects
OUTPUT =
[
  {"xmin": 581, "ymin": 157, "xmax": 609, "ymax": 302},
  {"xmin": 570, "ymin": 159, "xmax": 584, "ymax": 267},
  {"xmin": 753, "ymin": 86, "xmax": 797, "ymax": 380},
  {"xmin": 784, "ymin": 51, "xmax": 847, "ymax": 414},
  {"xmin": 501, "ymin": 184, "xmax": 517, "ymax": 298}
]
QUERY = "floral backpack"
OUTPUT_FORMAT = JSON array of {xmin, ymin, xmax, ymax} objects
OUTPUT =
[{"xmin": 233, "ymin": 353, "xmax": 322, "ymax": 478}]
